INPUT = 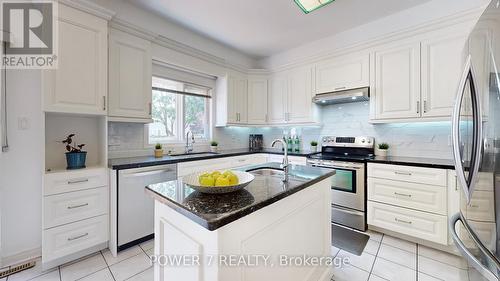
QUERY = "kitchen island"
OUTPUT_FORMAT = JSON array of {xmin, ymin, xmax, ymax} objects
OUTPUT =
[{"xmin": 145, "ymin": 162, "xmax": 335, "ymax": 281}]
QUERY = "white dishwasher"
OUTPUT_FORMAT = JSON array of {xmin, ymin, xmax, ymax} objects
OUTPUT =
[{"xmin": 117, "ymin": 164, "xmax": 177, "ymax": 251}]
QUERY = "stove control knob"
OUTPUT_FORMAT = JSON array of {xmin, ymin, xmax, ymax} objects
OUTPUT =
[
  {"xmin": 367, "ymin": 139, "xmax": 372, "ymax": 143},
  {"xmin": 361, "ymin": 139, "xmax": 366, "ymax": 143}
]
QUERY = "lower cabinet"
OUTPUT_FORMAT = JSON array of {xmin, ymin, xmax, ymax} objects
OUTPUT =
[
  {"xmin": 42, "ymin": 168, "xmax": 109, "ymax": 269},
  {"xmin": 367, "ymin": 163, "xmax": 452, "ymax": 245},
  {"xmin": 367, "ymin": 201, "xmax": 448, "ymax": 244},
  {"xmin": 267, "ymin": 154, "xmax": 307, "ymax": 165},
  {"xmin": 177, "ymin": 154, "xmax": 269, "ymax": 178}
]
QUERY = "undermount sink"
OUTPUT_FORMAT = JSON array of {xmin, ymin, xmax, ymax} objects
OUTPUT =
[
  {"xmin": 170, "ymin": 152, "xmax": 219, "ymax": 157},
  {"xmin": 247, "ymin": 168, "xmax": 285, "ymax": 177}
]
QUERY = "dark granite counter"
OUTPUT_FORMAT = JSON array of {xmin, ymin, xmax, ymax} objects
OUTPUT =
[
  {"xmin": 109, "ymin": 148, "xmax": 317, "ymax": 170},
  {"xmin": 145, "ymin": 162, "xmax": 335, "ymax": 231},
  {"xmin": 367, "ymin": 156, "xmax": 455, "ymax": 170}
]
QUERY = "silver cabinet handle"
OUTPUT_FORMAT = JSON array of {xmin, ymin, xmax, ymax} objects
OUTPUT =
[
  {"xmin": 423, "ymin": 100, "xmax": 427, "ymax": 113},
  {"xmin": 67, "ymin": 179, "xmax": 89, "ymax": 184},
  {"xmin": 1, "ymin": 43, "xmax": 8, "ymax": 153},
  {"xmin": 67, "ymin": 203, "xmax": 89, "ymax": 209},
  {"xmin": 394, "ymin": 171, "xmax": 412, "ymax": 176},
  {"xmin": 394, "ymin": 192, "xmax": 412, "ymax": 197},
  {"xmin": 149, "ymin": 102, "xmax": 152, "ymax": 116},
  {"xmin": 122, "ymin": 169, "xmax": 174, "ymax": 178},
  {"xmin": 103, "ymin": 96, "xmax": 106, "ymax": 111},
  {"xmin": 395, "ymin": 218, "xmax": 412, "ymax": 224},
  {"xmin": 417, "ymin": 101, "xmax": 420, "ymax": 114},
  {"xmin": 334, "ymin": 86, "xmax": 346, "ymax": 91},
  {"xmin": 67, "ymin": 232, "xmax": 89, "ymax": 241}
]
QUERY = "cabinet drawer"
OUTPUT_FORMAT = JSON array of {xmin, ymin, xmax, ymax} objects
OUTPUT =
[
  {"xmin": 177, "ymin": 158, "xmax": 233, "ymax": 177},
  {"xmin": 42, "ymin": 215, "xmax": 108, "ymax": 262},
  {"xmin": 368, "ymin": 178, "xmax": 447, "ymax": 215},
  {"xmin": 367, "ymin": 201, "xmax": 447, "ymax": 245},
  {"xmin": 466, "ymin": 190, "xmax": 495, "ymax": 222},
  {"xmin": 231, "ymin": 154, "xmax": 268, "ymax": 168},
  {"xmin": 368, "ymin": 163, "xmax": 446, "ymax": 186},
  {"xmin": 268, "ymin": 154, "xmax": 307, "ymax": 165},
  {"xmin": 44, "ymin": 168, "xmax": 107, "ymax": 195},
  {"xmin": 44, "ymin": 187, "xmax": 108, "ymax": 229}
]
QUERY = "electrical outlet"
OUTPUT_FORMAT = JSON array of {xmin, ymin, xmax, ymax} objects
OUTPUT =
[{"xmin": 17, "ymin": 117, "xmax": 29, "ymax": 130}]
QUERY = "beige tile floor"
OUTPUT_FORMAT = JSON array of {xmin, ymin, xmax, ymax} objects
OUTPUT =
[{"xmin": 2, "ymin": 231, "xmax": 472, "ymax": 281}]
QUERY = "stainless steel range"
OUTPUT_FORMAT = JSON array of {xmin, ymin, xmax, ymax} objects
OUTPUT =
[{"xmin": 307, "ymin": 136, "xmax": 374, "ymax": 231}]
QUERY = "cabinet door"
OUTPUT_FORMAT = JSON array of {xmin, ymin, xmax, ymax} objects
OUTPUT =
[
  {"xmin": 234, "ymin": 78, "xmax": 248, "ymax": 124},
  {"xmin": 109, "ymin": 29, "xmax": 152, "ymax": 119},
  {"xmin": 287, "ymin": 66, "xmax": 314, "ymax": 123},
  {"xmin": 315, "ymin": 53, "xmax": 369, "ymax": 94},
  {"xmin": 226, "ymin": 76, "xmax": 238, "ymax": 123},
  {"xmin": 268, "ymin": 74, "xmax": 287, "ymax": 124},
  {"xmin": 247, "ymin": 78, "xmax": 268, "ymax": 124},
  {"xmin": 374, "ymin": 42, "xmax": 421, "ymax": 120},
  {"xmin": 421, "ymin": 35, "xmax": 468, "ymax": 117},
  {"xmin": 43, "ymin": 4, "xmax": 107, "ymax": 115}
]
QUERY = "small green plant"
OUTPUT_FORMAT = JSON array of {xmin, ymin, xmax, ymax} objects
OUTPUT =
[
  {"xmin": 310, "ymin": 141, "xmax": 318, "ymax": 146},
  {"xmin": 378, "ymin": 143, "xmax": 389, "ymax": 150},
  {"xmin": 62, "ymin": 134, "xmax": 85, "ymax": 152},
  {"xmin": 155, "ymin": 143, "xmax": 162, "ymax": 150},
  {"xmin": 210, "ymin": 140, "xmax": 218, "ymax": 146}
]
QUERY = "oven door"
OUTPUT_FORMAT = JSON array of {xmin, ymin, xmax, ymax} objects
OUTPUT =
[{"xmin": 307, "ymin": 160, "xmax": 365, "ymax": 211}]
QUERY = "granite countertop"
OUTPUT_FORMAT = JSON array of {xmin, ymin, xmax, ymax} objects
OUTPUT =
[
  {"xmin": 109, "ymin": 148, "xmax": 318, "ymax": 170},
  {"xmin": 367, "ymin": 156, "xmax": 455, "ymax": 170},
  {"xmin": 145, "ymin": 162, "xmax": 335, "ymax": 231}
]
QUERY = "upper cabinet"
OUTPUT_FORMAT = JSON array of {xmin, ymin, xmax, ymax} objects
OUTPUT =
[
  {"xmin": 108, "ymin": 29, "xmax": 153, "ymax": 122},
  {"xmin": 371, "ymin": 32, "xmax": 468, "ymax": 122},
  {"xmin": 373, "ymin": 42, "xmax": 421, "ymax": 120},
  {"xmin": 215, "ymin": 74, "xmax": 248, "ymax": 126},
  {"xmin": 247, "ymin": 76, "xmax": 268, "ymax": 124},
  {"xmin": 315, "ymin": 53, "xmax": 369, "ymax": 94},
  {"xmin": 267, "ymin": 66, "xmax": 317, "ymax": 125},
  {"xmin": 43, "ymin": 4, "xmax": 107, "ymax": 115},
  {"xmin": 421, "ymin": 34, "xmax": 468, "ymax": 117}
]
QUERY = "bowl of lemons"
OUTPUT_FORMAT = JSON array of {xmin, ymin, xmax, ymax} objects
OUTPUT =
[{"xmin": 183, "ymin": 170, "xmax": 255, "ymax": 194}]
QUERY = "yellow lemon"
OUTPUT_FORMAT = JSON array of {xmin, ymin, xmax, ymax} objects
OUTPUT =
[
  {"xmin": 215, "ymin": 176, "xmax": 230, "ymax": 187},
  {"xmin": 200, "ymin": 176, "xmax": 215, "ymax": 187},
  {"xmin": 223, "ymin": 170, "xmax": 235, "ymax": 177},
  {"xmin": 227, "ymin": 174, "xmax": 239, "ymax": 185}
]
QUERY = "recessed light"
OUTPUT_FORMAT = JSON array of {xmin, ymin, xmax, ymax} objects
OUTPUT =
[{"xmin": 294, "ymin": 0, "xmax": 335, "ymax": 14}]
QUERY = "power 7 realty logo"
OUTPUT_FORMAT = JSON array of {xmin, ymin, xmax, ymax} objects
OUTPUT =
[{"xmin": 1, "ymin": 0, "xmax": 58, "ymax": 69}]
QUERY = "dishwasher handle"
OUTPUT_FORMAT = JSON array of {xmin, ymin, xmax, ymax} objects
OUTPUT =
[
  {"xmin": 121, "ymin": 169, "xmax": 174, "ymax": 178},
  {"xmin": 119, "ymin": 164, "xmax": 177, "ymax": 178}
]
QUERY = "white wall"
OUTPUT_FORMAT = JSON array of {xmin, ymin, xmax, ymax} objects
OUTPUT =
[
  {"xmin": 0, "ymin": 70, "xmax": 43, "ymax": 266},
  {"xmin": 259, "ymin": 0, "xmax": 490, "ymax": 69}
]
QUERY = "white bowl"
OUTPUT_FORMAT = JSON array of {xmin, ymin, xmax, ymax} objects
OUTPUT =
[{"xmin": 183, "ymin": 170, "xmax": 255, "ymax": 194}]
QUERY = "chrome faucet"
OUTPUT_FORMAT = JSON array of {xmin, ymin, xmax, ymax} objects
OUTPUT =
[
  {"xmin": 271, "ymin": 139, "xmax": 289, "ymax": 182},
  {"xmin": 185, "ymin": 131, "xmax": 195, "ymax": 154}
]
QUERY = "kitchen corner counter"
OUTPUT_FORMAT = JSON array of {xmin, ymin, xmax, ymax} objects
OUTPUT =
[
  {"xmin": 367, "ymin": 156, "xmax": 455, "ymax": 170},
  {"xmin": 145, "ymin": 162, "xmax": 335, "ymax": 231},
  {"xmin": 108, "ymin": 148, "xmax": 317, "ymax": 170}
]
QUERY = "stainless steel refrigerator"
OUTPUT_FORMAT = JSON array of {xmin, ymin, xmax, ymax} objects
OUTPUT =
[{"xmin": 450, "ymin": 0, "xmax": 500, "ymax": 280}]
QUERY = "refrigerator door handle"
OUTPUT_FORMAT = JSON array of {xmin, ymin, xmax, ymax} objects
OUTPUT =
[
  {"xmin": 449, "ymin": 213, "xmax": 500, "ymax": 281},
  {"xmin": 451, "ymin": 55, "xmax": 483, "ymax": 203},
  {"xmin": 1, "ymin": 42, "xmax": 8, "ymax": 152}
]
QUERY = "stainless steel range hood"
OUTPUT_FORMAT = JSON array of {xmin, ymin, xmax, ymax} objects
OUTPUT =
[{"xmin": 313, "ymin": 87, "xmax": 369, "ymax": 105}]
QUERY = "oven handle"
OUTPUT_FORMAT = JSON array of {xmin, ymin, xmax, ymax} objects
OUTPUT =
[{"xmin": 308, "ymin": 162, "xmax": 363, "ymax": 170}]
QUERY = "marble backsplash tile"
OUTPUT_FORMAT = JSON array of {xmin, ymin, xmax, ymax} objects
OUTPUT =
[{"xmin": 108, "ymin": 102, "xmax": 453, "ymax": 160}]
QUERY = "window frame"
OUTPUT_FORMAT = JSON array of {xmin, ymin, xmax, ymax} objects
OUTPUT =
[{"xmin": 145, "ymin": 76, "xmax": 212, "ymax": 147}]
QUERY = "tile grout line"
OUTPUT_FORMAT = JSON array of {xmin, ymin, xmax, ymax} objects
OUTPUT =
[{"xmin": 100, "ymin": 250, "xmax": 117, "ymax": 281}]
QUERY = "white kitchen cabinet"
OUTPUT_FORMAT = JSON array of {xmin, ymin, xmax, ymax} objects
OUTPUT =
[
  {"xmin": 367, "ymin": 163, "xmax": 454, "ymax": 245},
  {"xmin": 217, "ymin": 75, "xmax": 248, "ymax": 125},
  {"xmin": 287, "ymin": 66, "xmax": 315, "ymax": 123},
  {"xmin": 267, "ymin": 67, "xmax": 317, "ymax": 125},
  {"xmin": 267, "ymin": 74, "xmax": 288, "ymax": 124},
  {"xmin": 247, "ymin": 77, "xmax": 268, "ymax": 124},
  {"xmin": 43, "ymin": 4, "xmax": 107, "ymax": 115},
  {"xmin": 373, "ymin": 42, "xmax": 421, "ymax": 120},
  {"xmin": 421, "ymin": 34, "xmax": 468, "ymax": 117},
  {"xmin": 108, "ymin": 29, "xmax": 153, "ymax": 121},
  {"xmin": 315, "ymin": 53, "xmax": 369, "ymax": 94},
  {"xmin": 267, "ymin": 154, "xmax": 307, "ymax": 165}
]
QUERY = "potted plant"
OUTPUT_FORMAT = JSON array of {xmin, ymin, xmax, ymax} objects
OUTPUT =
[
  {"xmin": 310, "ymin": 141, "xmax": 319, "ymax": 152},
  {"xmin": 377, "ymin": 143, "xmax": 389, "ymax": 157},
  {"xmin": 210, "ymin": 140, "xmax": 218, "ymax": 153},
  {"xmin": 154, "ymin": 143, "xmax": 164, "ymax": 158},
  {"xmin": 62, "ymin": 134, "xmax": 86, "ymax": 170}
]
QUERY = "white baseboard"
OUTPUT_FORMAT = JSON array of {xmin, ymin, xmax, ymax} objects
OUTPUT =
[{"xmin": 2, "ymin": 247, "xmax": 41, "ymax": 268}]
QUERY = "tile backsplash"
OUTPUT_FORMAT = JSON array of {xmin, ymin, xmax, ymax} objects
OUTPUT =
[{"xmin": 108, "ymin": 102, "xmax": 453, "ymax": 160}]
